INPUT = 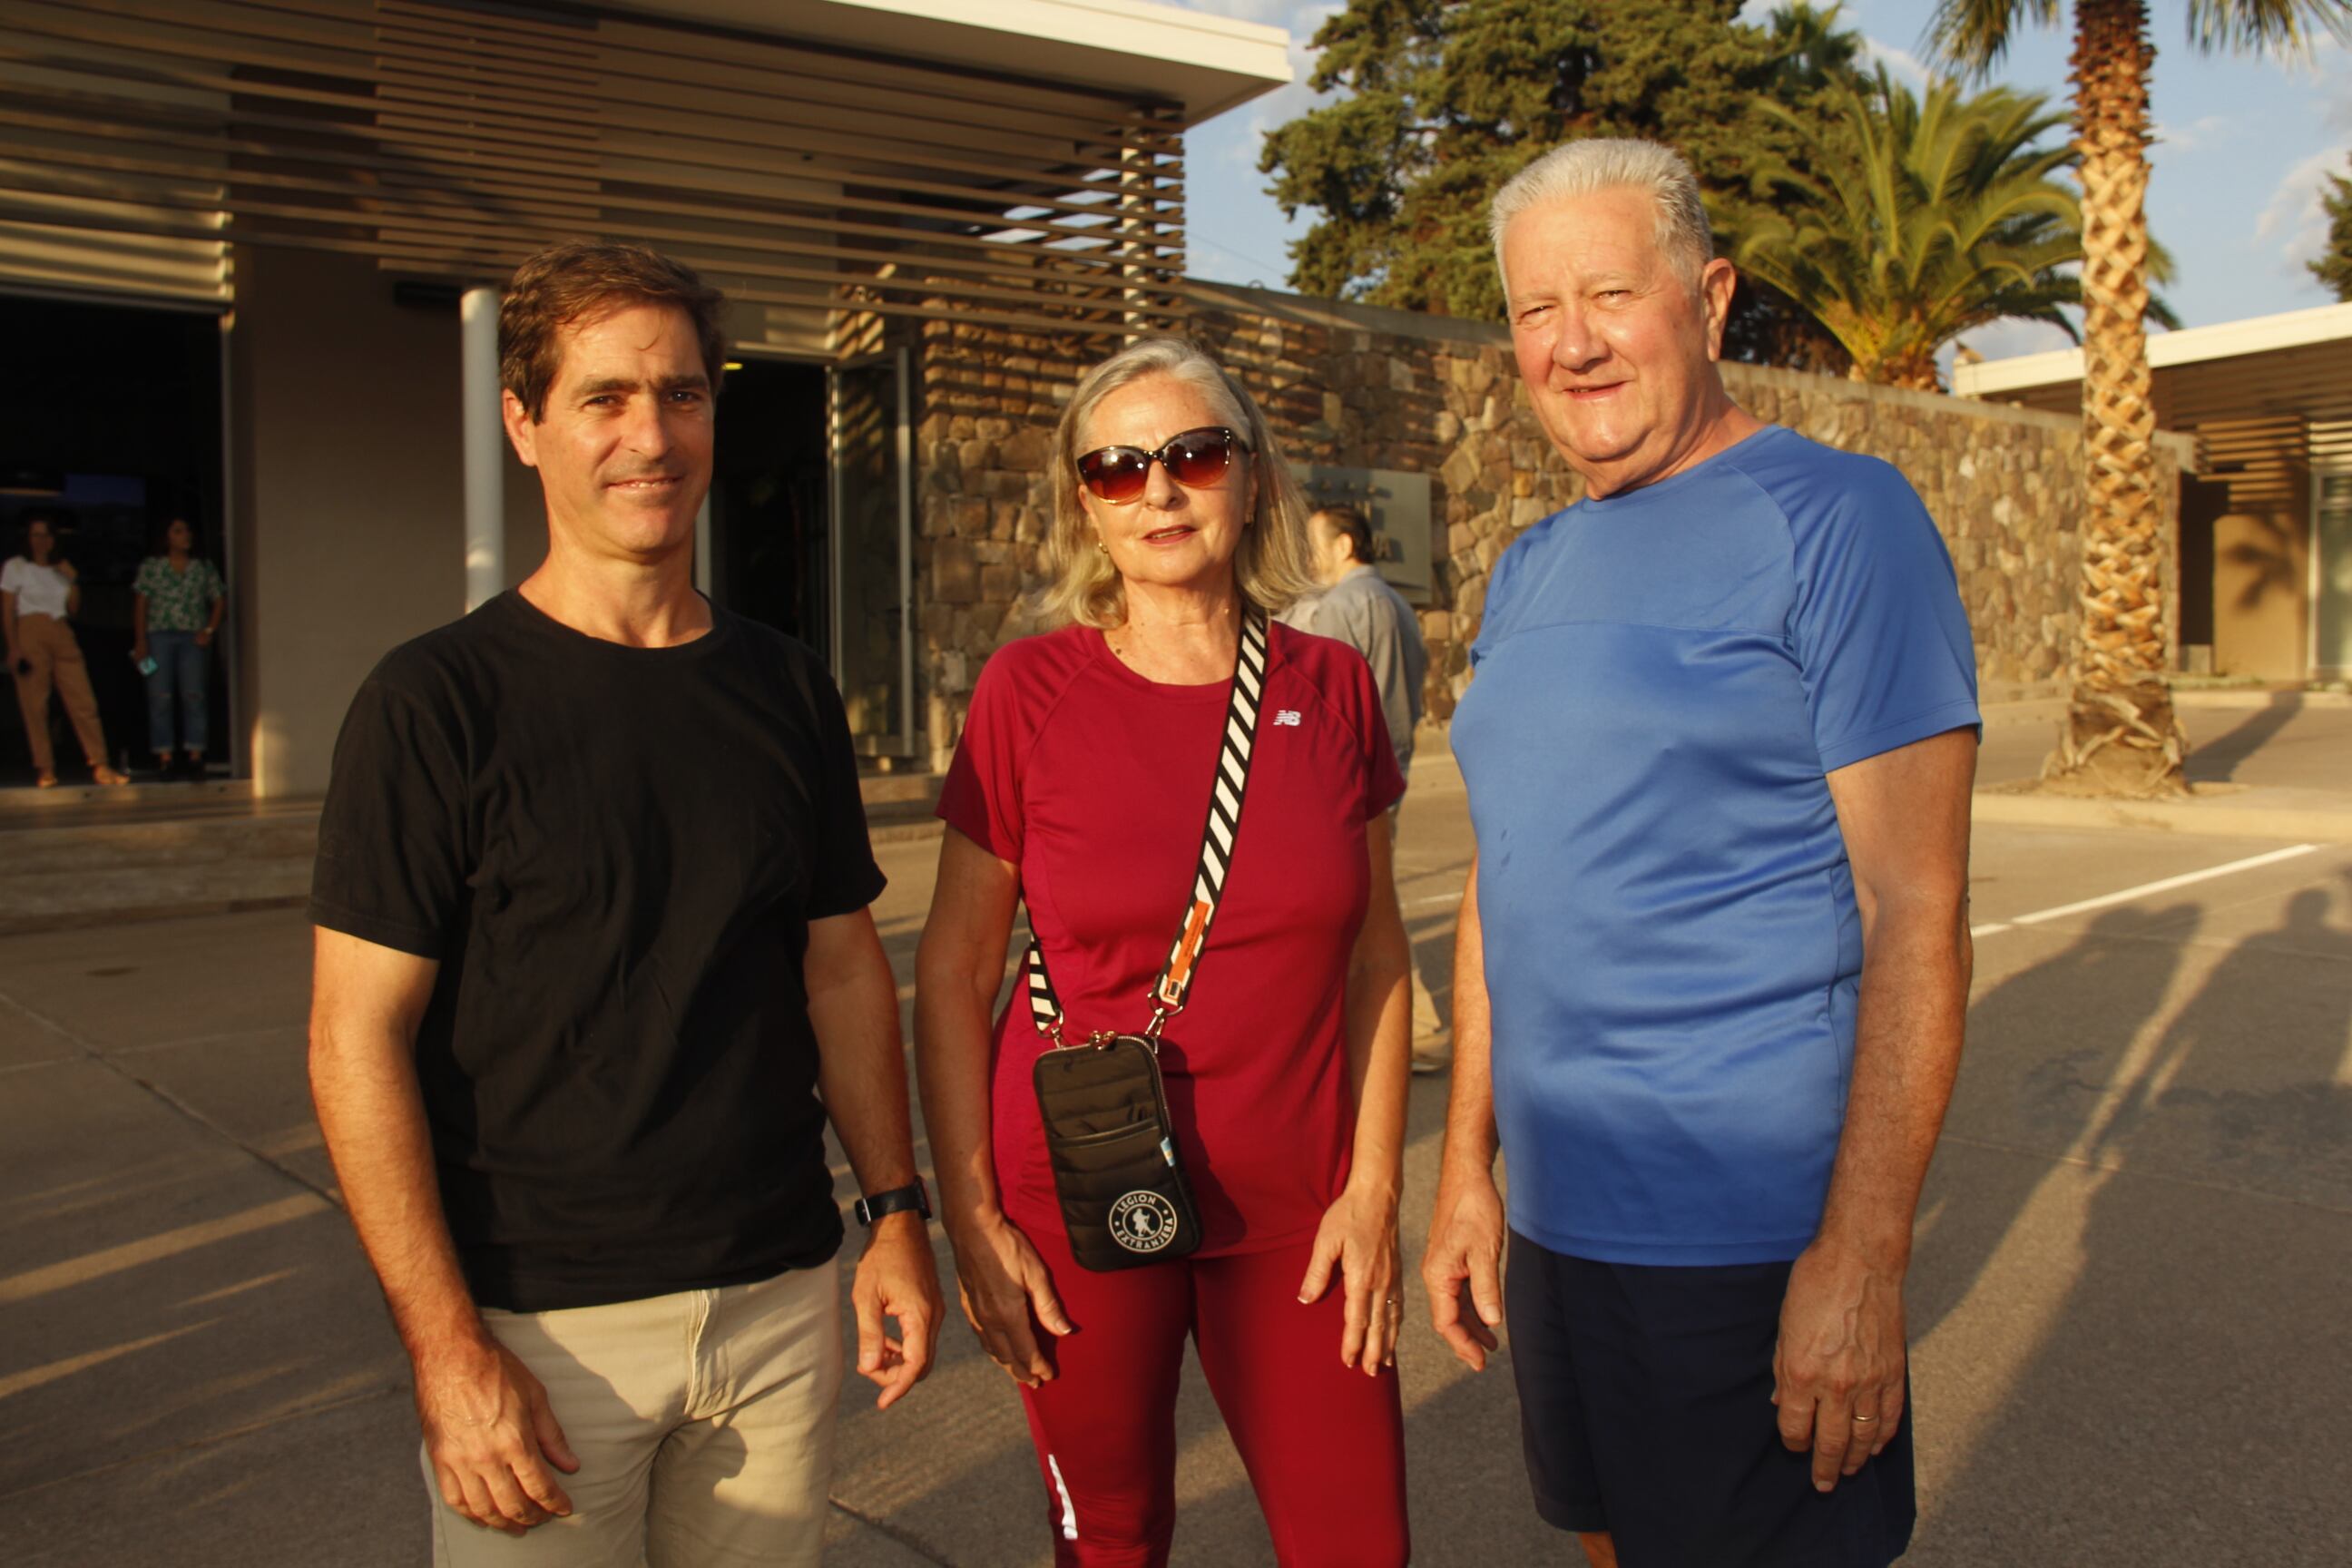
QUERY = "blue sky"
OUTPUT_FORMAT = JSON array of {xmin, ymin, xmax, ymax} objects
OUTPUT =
[{"xmin": 1171, "ymin": 0, "xmax": 2352, "ymax": 361}]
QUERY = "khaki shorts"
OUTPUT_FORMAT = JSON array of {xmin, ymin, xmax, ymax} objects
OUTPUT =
[{"xmin": 426, "ymin": 1257, "xmax": 843, "ymax": 1567}]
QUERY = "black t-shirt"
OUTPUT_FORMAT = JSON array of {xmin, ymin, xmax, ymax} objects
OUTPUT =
[{"xmin": 309, "ymin": 591, "xmax": 885, "ymax": 1312}]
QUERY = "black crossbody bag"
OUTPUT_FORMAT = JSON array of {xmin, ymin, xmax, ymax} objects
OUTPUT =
[{"xmin": 1025, "ymin": 609, "xmax": 1269, "ymax": 1272}]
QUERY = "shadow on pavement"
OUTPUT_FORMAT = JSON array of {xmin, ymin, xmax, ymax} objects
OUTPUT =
[
  {"xmin": 1911, "ymin": 882, "xmax": 2352, "ymax": 1565},
  {"xmin": 1912, "ymin": 903, "xmax": 2200, "ymax": 1342},
  {"xmin": 2183, "ymin": 694, "xmax": 2303, "ymax": 785}
]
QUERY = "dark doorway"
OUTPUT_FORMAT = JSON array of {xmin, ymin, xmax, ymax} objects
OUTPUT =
[
  {"xmin": 2179, "ymin": 473, "xmax": 2228, "ymax": 653},
  {"xmin": 0, "ymin": 296, "xmax": 227, "ymax": 785},
  {"xmin": 710, "ymin": 358, "xmax": 828, "ymax": 655}
]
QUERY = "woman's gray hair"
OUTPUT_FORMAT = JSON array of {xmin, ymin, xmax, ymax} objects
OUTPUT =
[
  {"xmin": 1488, "ymin": 138, "xmax": 1713, "ymax": 303},
  {"xmin": 1036, "ymin": 338, "xmax": 1318, "ymax": 630}
]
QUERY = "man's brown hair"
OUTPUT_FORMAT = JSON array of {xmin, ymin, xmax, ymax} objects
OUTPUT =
[
  {"xmin": 1314, "ymin": 502, "xmax": 1375, "ymax": 565},
  {"xmin": 499, "ymin": 241, "xmax": 728, "ymax": 422}
]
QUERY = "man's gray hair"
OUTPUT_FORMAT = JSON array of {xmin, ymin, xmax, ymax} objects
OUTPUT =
[{"xmin": 1489, "ymin": 138, "xmax": 1713, "ymax": 303}]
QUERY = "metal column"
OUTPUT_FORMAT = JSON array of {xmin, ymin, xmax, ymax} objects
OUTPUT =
[{"xmin": 461, "ymin": 286, "xmax": 504, "ymax": 612}]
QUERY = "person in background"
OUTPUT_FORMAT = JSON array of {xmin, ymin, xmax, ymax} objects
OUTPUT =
[
  {"xmin": 1279, "ymin": 503, "xmax": 1449, "ymax": 1071},
  {"xmin": 3, "ymin": 515, "xmax": 128, "ymax": 789},
  {"xmin": 132, "ymin": 516, "xmax": 226, "ymax": 779}
]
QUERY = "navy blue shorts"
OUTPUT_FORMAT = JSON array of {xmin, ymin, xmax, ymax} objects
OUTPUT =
[{"xmin": 1504, "ymin": 1230, "xmax": 1916, "ymax": 1567}]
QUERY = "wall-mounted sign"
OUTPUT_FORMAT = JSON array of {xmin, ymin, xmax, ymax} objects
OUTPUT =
[{"xmin": 1297, "ymin": 466, "xmax": 1434, "ymax": 605}]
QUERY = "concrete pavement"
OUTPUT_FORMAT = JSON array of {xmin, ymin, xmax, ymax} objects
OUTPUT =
[
  {"xmin": 3, "ymin": 781, "xmax": 2349, "ymax": 1564},
  {"xmin": 6, "ymin": 686, "xmax": 2348, "ymax": 943},
  {"xmin": 1973, "ymin": 691, "xmax": 2352, "ymax": 842}
]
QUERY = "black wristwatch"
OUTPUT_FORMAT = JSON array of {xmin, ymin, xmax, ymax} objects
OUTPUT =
[{"xmin": 854, "ymin": 1178, "xmax": 932, "ymax": 1228}]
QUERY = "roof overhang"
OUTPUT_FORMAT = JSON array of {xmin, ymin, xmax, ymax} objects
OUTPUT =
[
  {"xmin": 606, "ymin": 0, "xmax": 1294, "ymax": 125},
  {"xmin": 1955, "ymin": 302, "xmax": 2352, "ymax": 399}
]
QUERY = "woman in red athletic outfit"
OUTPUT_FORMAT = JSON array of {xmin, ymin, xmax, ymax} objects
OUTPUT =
[{"xmin": 915, "ymin": 338, "xmax": 1414, "ymax": 1567}]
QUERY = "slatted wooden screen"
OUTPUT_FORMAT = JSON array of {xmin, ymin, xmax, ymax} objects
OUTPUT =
[
  {"xmin": 1974, "ymin": 338, "xmax": 2352, "ymax": 511},
  {"xmin": 0, "ymin": 0, "xmax": 1188, "ymax": 335},
  {"xmin": 2193, "ymin": 416, "xmax": 2307, "ymax": 509}
]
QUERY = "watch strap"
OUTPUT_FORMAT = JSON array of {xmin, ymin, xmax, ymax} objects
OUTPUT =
[{"xmin": 854, "ymin": 1179, "xmax": 930, "ymax": 1226}]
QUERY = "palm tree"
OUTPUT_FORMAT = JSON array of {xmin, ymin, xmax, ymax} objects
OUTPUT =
[
  {"xmin": 1729, "ymin": 70, "xmax": 2168, "ymax": 391},
  {"xmin": 1929, "ymin": 0, "xmax": 2351, "ymax": 796}
]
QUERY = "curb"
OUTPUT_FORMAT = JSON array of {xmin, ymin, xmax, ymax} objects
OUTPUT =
[
  {"xmin": 1971, "ymin": 790, "xmax": 2352, "ymax": 843},
  {"xmin": 869, "ymin": 817, "xmax": 946, "ymax": 845},
  {"xmin": 0, "ymin": 892, "xmax": 310, "ymax": 937}
]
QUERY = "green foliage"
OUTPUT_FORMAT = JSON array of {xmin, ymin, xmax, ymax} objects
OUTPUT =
[
  {"xmin": 1257, "ymin": 0, "xmax": 1871, "ymax": 364},
  {"xmin": 1926, "ymin": 0, "xmax": 2352, "ymax": 74},
  {"xmin": 1727, "ymin": 69, "xmax": 2161, "ymax": 387},
  {"xmin": 2312, "ymin": 155, "xmax": 2352, "ymax": 301}
]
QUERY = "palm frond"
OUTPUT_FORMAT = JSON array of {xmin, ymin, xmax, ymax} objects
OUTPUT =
[
  {"xmin": 1924, "ymin": 0, "xmax": 2061, "ymax": 74},
  {"xmin": 1721, "ymin": 64, "xmax": 2137, "ymax": 387},
  {"xmin": 2186, "ymin": 0, "xmax": 2352, "ymax": 55}
]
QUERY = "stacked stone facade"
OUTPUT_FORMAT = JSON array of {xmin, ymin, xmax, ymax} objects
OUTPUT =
[{"xmin": 907, "ymin": 283, "xmax": 2183, "ymax": 770}]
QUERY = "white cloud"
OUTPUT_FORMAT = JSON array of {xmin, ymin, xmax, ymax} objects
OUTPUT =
[
  {"xmin": 2278, "ymin": 27, "xmax": 2347, "ymax": 87},
  {"xmin": 2151, "ymin": 113, "xmax": 2235, "ymax": 155},
  {"xmin": 1169, "ymin": 0, "xmax": 1338, "ymax": 172},
  {"xmin": 2253, "ymin": 147, "xmax": 2349, "ymax": 277},
  {"xmin": 1166, "ymin": 0, "xmax": 1339, "ymax": 284},
  {"xmin": 1157, "ymin": 0, "xmax": 1310, "ymax": 22},
  {"xmin": 1861, "ymin": 35, "xmax": 1932, "ymax": 88},
  {"xmin": 1952, "ymin": 318, "xmax": 2077, "ymax": 366},
  {"xmin": 1236, "ymin": 23, "xmax": 1338, "ymax": 162},
  {"xmin": 2315, "ymin": 32, "xmax": 2352, "ymax": 134}
]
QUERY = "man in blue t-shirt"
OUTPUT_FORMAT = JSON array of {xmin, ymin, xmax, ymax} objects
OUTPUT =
[{"xmin": 1420, "ymin": 138, "xmax": 1979, "ymax": 1568}]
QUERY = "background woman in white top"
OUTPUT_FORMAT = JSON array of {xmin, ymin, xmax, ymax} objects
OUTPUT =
[{"xmin": 3, "ymin": 516, "xmax": 127, "ymax": 788}]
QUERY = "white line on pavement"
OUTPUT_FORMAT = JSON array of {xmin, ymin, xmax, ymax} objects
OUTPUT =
[
  {"xmin": 1969, "ymin": 842, "xmax": 2321, "ymax": 938},
  {"xmin": 1407, "ymin": 846, "xmax": 2324, "ymax": 934}
]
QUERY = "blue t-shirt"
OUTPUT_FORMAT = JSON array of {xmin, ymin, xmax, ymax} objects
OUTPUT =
[{"xmin": 1451, "ymin": 424, "xmax": 1979, "ymax": 1266}]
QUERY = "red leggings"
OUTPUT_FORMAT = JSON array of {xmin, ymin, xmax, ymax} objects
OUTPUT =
[{"xmin": 1014, "ymin": 1220, "xmax": 1409, "ymax": 1567}]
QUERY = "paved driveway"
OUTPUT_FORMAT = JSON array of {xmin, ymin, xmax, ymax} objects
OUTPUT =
[{"xmin": 3, "ymin": 783, "xmax": 2347, "ymax": 1565}]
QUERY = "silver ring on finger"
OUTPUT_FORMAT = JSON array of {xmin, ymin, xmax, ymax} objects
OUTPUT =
[{"xmin": 1851, "ymin": 1414, "xmax": 1879, "ymax": 1424}]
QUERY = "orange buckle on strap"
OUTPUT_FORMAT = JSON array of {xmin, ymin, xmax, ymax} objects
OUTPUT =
[{"xmin": 1156, "ymin": 898, "xmax": 1213, "ymax": 1008}]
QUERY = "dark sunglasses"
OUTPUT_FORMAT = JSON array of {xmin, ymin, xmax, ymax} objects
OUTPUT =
[{"xmin": 1074, "ymin": 426, "xmax": 1247, "ymax": 504}]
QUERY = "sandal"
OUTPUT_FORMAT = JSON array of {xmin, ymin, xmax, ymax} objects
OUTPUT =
[
  {"xmin": 92, "ymin": 765, "xmax": 130, "ymax": 787},
  {"xmin": 34, "ymin": 771, "xmax": 56, "ymax": 789}
]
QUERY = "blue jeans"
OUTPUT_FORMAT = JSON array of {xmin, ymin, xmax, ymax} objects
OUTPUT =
[{"xmin": 144, "ymin": 630, "xmax": 209, "ymax": 754}]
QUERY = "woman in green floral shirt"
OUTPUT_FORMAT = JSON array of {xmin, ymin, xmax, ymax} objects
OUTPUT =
[{"xmin": 132, "ymin": 517, "xmax": 226, "ymax": 779}]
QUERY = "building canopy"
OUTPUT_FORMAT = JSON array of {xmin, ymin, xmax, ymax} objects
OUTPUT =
[
  {"xmin": 1956, "ymin": 305, "xmax": 2352, "ymax": 509},
  {"xmin": 0, "ymin": 0, "xmax": 1289, "ymax": 339}
]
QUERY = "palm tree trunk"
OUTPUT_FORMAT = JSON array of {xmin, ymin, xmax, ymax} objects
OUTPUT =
[
  {"xmin": 2045, "ymin": 0, "xmax": 2187, "ymax": 795},
  {"xmin": 1887, "ymin": 352, "xmax": 1943, "ymax": 394}
]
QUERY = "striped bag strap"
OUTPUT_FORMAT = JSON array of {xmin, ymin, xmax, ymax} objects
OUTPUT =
[{"xmin": 1025, "ymin": 607, "xmax": 1270, "ymax": 1045}]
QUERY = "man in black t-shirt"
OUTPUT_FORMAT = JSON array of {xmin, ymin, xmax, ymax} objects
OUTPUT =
[{"xmin": 309, "ymin": 241, "xmax": 940, "ymax": 1566}]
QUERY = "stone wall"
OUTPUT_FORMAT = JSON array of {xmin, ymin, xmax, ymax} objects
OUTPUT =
[
  {"xmin": 909, "ymin": 315, "xmax": 1082, "ymax": 769},
  {"xmin": 908, "ymin": 282, "xmax": 2186, "ymax": 769}
]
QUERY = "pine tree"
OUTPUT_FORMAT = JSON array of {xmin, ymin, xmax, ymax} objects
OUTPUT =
[
  {"xmin": 1257, "ymin": 0, "xmax": 1869, "ymax": 368},
  {"xmin": 2312, "ymin": 154, "xmax": 2352, "ymax": 301}
]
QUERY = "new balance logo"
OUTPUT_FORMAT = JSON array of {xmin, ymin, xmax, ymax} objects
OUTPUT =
[{"xmin": 1273, "ymin": 710, "xmax": 1302, "ymax": 727}]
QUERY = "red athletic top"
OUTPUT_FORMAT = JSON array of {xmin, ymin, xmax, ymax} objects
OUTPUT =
[{"xmin": 938, "ymin": 620, "xmax": 1406, "ymax": 1255}]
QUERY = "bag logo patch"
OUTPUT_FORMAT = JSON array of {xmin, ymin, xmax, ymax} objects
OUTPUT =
[{"xmin": 1108, "ymin": 1191, "xmax": 1180, "ymax": 1253}]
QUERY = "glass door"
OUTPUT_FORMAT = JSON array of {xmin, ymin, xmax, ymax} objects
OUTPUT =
[
  {"xmin": 829, "ymin": 350, "xmax": 915, "ymax": 756},
  {"xmin": 2316, "ymin": 470, "xmax": 2352, "ymax": 679}
]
